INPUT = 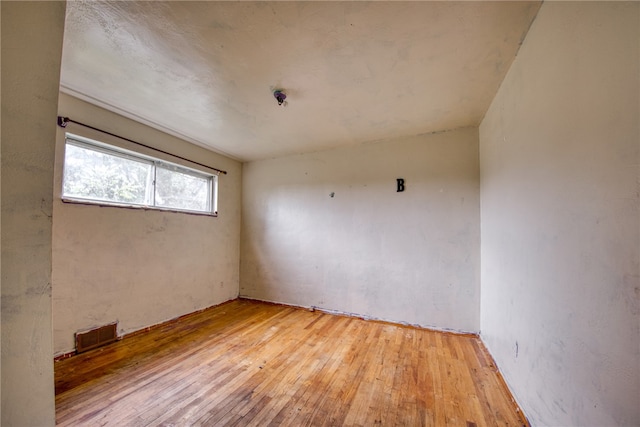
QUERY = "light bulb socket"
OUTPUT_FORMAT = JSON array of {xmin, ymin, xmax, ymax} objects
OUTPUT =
[{"xmin": 273, "ymin": 90, "xmax": 287, "ymax": 106}]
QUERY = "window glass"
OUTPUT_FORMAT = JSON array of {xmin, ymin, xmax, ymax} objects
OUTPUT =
[
  {"xmin": 155, "ymin": 163, "xmax": 211, "ymax": 212},
  {"xmin": 63, "ymin": 142, "xmax": 153, "ymax": 205}
]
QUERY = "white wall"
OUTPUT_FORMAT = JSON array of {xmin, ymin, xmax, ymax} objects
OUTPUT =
[
  {"xmin": 1, "ymin": 2, "xmax": 66, "ymax": 425},
  {"xmin": 241, "ymin": 128, "xmax": 480, "ymax": 332},
  {"xmin": 52, "ymin": 94, "xmax": 242, "ymax": 355},
  {"xmin": 480, "ymin": 2, "xmax": 639, "ymax": 426}
]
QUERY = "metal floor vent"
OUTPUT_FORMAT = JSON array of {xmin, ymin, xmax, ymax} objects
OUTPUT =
[{"xmin": 75, "ymin": 323, "xmax": 118, "ymax": 353}]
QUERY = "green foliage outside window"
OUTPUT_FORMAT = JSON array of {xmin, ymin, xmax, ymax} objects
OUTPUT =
[{"xmin": 62, "ymin": 137, "xmax": 216, "ymax": 214}]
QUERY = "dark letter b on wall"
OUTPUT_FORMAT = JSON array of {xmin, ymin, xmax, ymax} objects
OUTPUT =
[{"xmin": 397, "ymin": 178, "xmax": 405, "ymax": 192}]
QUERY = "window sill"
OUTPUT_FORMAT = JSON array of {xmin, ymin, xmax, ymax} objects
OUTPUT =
[{"xmin": 60, "ymin": 197, "xmax": 218, "ymax": 217}]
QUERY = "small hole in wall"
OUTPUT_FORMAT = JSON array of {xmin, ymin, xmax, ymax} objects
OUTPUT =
[{"xmin": 330, "ymin": 192, "xmax": 335, "ymax": 198}]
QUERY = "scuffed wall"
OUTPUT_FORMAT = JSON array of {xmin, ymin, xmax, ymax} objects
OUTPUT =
[
  {"xmin": 479, "ymin": 2, "xmax": 639, "ymax": 425},
  {"xmin": 1, "ymin": 2, "xmax": 66, "ymax": 425},
  {"xmin": 52, "ymin": 94, "xmax": 242, "ymax": 356},
  {"xmin": 241, "ymin": 128, "xmax": 480, "ymax": 332}
]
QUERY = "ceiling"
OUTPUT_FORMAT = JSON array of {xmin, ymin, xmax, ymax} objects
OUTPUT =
[{"xmin": 60, "ymin": 1, "xmax": 541, "ymax": 162}]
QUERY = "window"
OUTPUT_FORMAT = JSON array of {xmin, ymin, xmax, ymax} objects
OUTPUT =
[{"xmin": 62, "ymin": 134, "xmax": 217, "ymax": 215}]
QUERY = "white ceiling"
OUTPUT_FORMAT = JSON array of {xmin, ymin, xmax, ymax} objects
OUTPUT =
[{"xmin": 60, "ymin": 1, "xmax": 541, "ymax": 162}]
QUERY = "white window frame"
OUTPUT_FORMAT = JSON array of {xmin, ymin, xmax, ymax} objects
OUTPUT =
[{"xmin": 62, "ymin": 133, "xmax": 218, "ymax": 216}]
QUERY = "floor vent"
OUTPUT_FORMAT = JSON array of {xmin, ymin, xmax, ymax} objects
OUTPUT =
[{"xmin": 76, "ymin": 323, "xmax": 117, "ymax": 354}]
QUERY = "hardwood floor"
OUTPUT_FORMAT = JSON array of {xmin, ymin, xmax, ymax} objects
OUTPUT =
[{"xmin": 55, "ymin": 299, "xmax": 528, "ymax": 426}]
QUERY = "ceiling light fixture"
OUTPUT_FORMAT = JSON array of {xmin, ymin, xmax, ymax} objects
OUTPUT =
[{"xmin": 273, "ymin": 90, "xmax": 287, "ymax": 106}]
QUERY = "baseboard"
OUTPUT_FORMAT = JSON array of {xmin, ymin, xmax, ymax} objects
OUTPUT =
[
  {"xmin": 477, "ymin": 336, "xmax": 531, "ymax": 427},
  {"xmin": 238, "ymin": 295, "xmax": 479, "ymax": 337}
]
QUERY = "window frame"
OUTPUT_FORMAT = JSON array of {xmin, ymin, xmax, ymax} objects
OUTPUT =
[{"xmin": 61, "ymin": 133, "xmax": 218, "ymax": 216}]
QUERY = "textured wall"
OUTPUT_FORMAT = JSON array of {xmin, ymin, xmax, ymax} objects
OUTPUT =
[
  {"xmin": 479, "ymin": 2, "xmax": 639, "ymax": 425},
  {"xmin": 52, "ymin": 94, "xmax": 242, "ymax": 355},
  {"xmin": 241, "ymin": 128, "xmax": 480, "ymax": 332},
  {"xmin": 1, "ymin": 2, "xmax": 66, "ymax": 425}
]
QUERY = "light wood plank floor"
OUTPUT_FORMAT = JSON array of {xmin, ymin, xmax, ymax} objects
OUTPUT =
[{"xmin": 55, "ymin": 299, "xmax": 527, "ymax": 426}]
